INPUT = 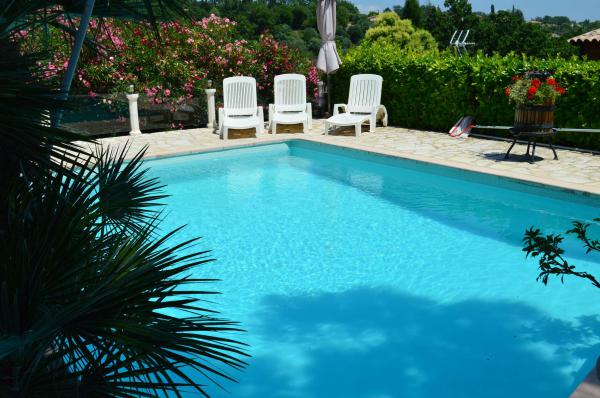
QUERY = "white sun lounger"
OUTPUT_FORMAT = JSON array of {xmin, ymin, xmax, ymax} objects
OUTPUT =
[
  {"xmin": 269, "ymin": 74, "xmax": 312, "ymax": 134},
  {"xmin": 219, "ymin": 76, "xmax": 264, "ymax": 140},
  {"xmin": 325, "ymin": 74, "xmax": 388, "ymax": 137}
]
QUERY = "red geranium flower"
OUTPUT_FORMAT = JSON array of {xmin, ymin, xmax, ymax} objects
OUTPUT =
[
  {"xmin": 527, "ymin": 86, "xmax": 538, "ymax": 100},
  {"xmin": 547, "ymin": 77, "xmax": 556, "ymax": 86},
  {"xmin": 531, "ymin": 78, "xmax": 542, "ymax": 88},
  {"xmin": 504, "ymin": 87, "xmax": 511, "ymax": 97},
  {"xmin": 555, "ymin": 85, "xmax": 566, "ymax": 95}
]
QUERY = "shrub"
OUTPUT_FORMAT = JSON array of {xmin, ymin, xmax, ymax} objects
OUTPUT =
[
  {"xmin": 363, "ymin": 12, "xmax": 437, "ymax": 52},
  {"xmin": 334, "ymin": 42, "xmax": 600, "ymax": 150},
  {"xmin": 16, "ymin": 14, "xmax": 318, "ymax": 125}
]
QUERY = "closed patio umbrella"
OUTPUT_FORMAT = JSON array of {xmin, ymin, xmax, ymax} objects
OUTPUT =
[{"xmin": 316, "ymin": 0, "xmax": 341, "ymax": 115}]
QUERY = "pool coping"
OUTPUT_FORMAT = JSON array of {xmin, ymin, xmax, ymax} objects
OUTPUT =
[
  {"xmin": 139, "ymin": 134, "xmax": 600, "ymax": 199},
  {"xmin": 570, "ymin": 367, "xmax": 600, "ymax": 398}
]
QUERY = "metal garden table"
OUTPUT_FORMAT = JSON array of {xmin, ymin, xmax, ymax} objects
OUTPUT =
[{"xmin": 504, "ymin": 128, "xmax": 559, "ymax": 162}]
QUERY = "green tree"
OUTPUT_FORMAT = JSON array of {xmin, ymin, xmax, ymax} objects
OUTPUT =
[
  {"xmin": 291, "ymin": 5, "xmax": 308, "ymax": 30},
  {"xmin": 444, "ymin": 0, "xmax": 474, "ymax": 28},
  {"xmin": 364, "ymin": 11, "xmax": 437, "ymax": 51},
  {"xmin": 190, "ymin": 0, "xmax": 370, "ymax": 56},
  {"xmin": 402, "ymin": 0, "xmax": 423, "ymax": 28},
  {"xmin": 422, "ymin": 4, "xmax": 454, "ymax": 47},
  {"xmin": 348, "ymin": 17, "xmax": 371, "ymax": 43},
  {"xmin": 303, "ymin": 27, "xmax": 323, "ymax": 52},
  {"xmin": 476, "ymin": 9, "xmax": 577, "ymax": 57}
]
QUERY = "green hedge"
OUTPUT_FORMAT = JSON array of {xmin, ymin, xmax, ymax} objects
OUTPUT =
[{"xmin": 332, "ymin": 43, "xmax": 600, "ymax": 150}]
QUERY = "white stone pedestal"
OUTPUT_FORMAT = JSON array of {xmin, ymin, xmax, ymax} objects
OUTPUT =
[
  {"xmin": 126, "ymin": 93, "xmax": 142, "ymax": 135},
  {"xmin": 205, "ymin": 88, "xmax": 217, "ymax": 132}
]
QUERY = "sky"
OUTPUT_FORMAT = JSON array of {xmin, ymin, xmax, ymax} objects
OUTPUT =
[{"xmin": 353, "ymin": 0, "xmax": 600, "ymax": 22}]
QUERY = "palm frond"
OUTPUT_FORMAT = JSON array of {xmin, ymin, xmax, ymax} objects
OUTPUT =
[
  {"xmin": 0, "ymin": 39, "xmax": 84, "ymax": 181},
  {"xmin": 95, "ymin": 144, "xmax": 168, "ymax": 235},
  {"xmin": 0, "ymin": 146, "xmax": 247, "ymax": 397},
  {"xmin": 0, "ymin": 2, "xmax": 245, "ymax": 396}
]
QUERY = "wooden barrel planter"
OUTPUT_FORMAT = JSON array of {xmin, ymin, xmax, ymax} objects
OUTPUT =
[{"xmin": 514, "ymin": 104, "xmax": 555, "ymax": 132}]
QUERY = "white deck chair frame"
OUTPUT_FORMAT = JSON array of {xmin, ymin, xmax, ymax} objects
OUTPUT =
[
  {"xmin": 268, "ymin": 74, "xmax": 312, "ymax": 134},
  {"xmin": 219, "ymin": 76, "xmax": 264, "ymax": 140},
  {"xmin": 325, "ymin": 74, "xmax": 388, "ymax": 138}
]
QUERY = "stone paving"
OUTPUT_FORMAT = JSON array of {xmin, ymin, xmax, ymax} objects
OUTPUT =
[
  {"xmin": 571, "ymin": 369, "xmax": 600, "ymax": 398},
  {"xmin": 80, "ymin": 119, "xmax": 600, "ymax": 196}
]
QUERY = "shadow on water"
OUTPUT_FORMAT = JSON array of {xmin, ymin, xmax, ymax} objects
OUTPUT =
[{"xmin": 225, "ymin": 287, "xmax": 600, "ymax": 398}]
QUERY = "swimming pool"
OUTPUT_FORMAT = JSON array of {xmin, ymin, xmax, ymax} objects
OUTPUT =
[{"xmin": 149, "ymin": 140, "xmax": 600, "ymax": 398}]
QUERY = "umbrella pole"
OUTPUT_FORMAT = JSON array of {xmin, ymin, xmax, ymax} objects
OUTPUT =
[
  {"xmin": 327, "ymin": 74, "xmax": 332, "ymax": 117},
  {"xmin": 53, "ymin": 0, "xmax": 96, "ymax": 128}
]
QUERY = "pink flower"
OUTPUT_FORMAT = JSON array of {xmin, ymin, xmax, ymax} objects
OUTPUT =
[{"xmin": 164, "ymin": 89, "xmax": 171, "ymax": 97}]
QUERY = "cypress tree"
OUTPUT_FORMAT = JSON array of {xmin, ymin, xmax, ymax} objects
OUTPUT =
[{"xmin": 401, "ymin": 0, "xmax": 423, "ymax": 28}]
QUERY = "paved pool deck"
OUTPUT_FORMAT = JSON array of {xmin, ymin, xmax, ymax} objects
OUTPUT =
[
  {"xmin": 571, "ymin": 369, "xmax": 600, "ymax": 398},
  {"xmin": 81, "ymin": 119, "xmax": 600, "ymax": 197}
]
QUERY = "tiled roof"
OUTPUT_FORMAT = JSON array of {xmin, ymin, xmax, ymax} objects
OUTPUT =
[{"xmin": 569, "ymin": 29, "xmax": 600, "ymax": 43}]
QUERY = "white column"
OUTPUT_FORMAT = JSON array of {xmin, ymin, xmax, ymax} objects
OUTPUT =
[
  {"xmin": 205, "ymin": 88, "xmax": 217, "ymax": 132},
  {"xmin": 126, "ymin": 93, "xmax": 142, "ymax": 135}
]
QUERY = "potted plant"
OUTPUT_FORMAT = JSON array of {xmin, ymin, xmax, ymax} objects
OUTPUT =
[{"xmin": 505, "ymin": 72, "xmax": 566, "ymax": 132}]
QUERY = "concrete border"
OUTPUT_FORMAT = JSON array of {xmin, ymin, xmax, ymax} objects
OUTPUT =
[{"xmin": 134, "ymin": 134, "xmax": 600, "ymax": 198}]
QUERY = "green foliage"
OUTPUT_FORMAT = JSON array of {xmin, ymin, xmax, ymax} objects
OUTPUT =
[
  {"xmin": 506, "ymin": 75, "xmax": 566, "ymax": 106},
  {"xmin": 1, "ymin": 1, "xmax": 247, "ymax": 396},
  {"xmin": 16, "ymin": 15, "xmax": 317, "ymax": 110},
  {"xmin": 523, "ymin": 219, "xmax": 600, "ymax": 289},
  {"xmin": 421, "ymin": 4, "xmax": 453, "ymax": 48},
  {"xmin": 364, "ymin": 12, "xmax": 437, "ymax": 52},
  {"xmin": 476, "ymin": 10, "xmax": 578, "ymax": 58},
  {"xmin": 443, "ymin": 0, "xmax": 474, "ymax": 28},
  {"xmin": 535, "ymin": 16, "xmax": 600, "ymax": 38},
  {"xmin": 334, "ymin": 43, "xmax": 600, "ymax": 150},
  {"xmin": 190, "ymin": 0, "xmax": 372, "ymax": 56},
  {"xmin": 401, "ymin": 0, "xmax": 423, "ymax": 28},
  {"xmin": 397, "ymin": 1, "xmax": 583, "ymax": 58},
  {"xmin": 1, "ymin": 147, "xmax": 247, "ymax": 396}
]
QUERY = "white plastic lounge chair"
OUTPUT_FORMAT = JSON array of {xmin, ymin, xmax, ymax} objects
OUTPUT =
[
  {"xmin": 325, "ymin": 74, "xmax": 388, "ymax": 138},
  {"xmin": 219, "ymin": 76, "xmax": 264, "ymax": 140},
  {"xmin": 269, "ymin": 74, "xmax": 312, "ymax": 134}
]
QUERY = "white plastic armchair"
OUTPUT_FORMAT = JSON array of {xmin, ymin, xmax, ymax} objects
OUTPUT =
[
  {"xmin": 269, "ymin": 74, "xmax": 312, "ymax": 134},
  {"xmin": 325, "ymin": 74, "xmax": 388, "ymax": 138},
  {"xmin": 219, "ymin": 76, "xmax": 264, "ymax": 140}
]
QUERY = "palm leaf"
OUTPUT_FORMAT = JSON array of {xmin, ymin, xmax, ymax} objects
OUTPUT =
[
  {"xmin": 0, "ymin": 146, "xmax": 247, "ymax": 397},
  {"xmin": 1, "ymin": 1, "xmax": 246, "ymax": 396}
]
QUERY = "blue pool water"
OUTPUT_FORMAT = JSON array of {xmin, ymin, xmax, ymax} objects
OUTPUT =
[{"xmin": 149, "ymin": 141, "xmax": 600, "ymax": 398}]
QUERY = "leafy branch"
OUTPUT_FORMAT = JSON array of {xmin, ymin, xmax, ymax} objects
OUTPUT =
[{"xmin": 523, "ymin": 218, "xmax": 600, "ymax": 289}]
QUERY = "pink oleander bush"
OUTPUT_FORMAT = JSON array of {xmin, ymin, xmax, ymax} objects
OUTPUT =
[{"xmin": 15, "ymin": 13, "xmax": 319, "ymax": 113}]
